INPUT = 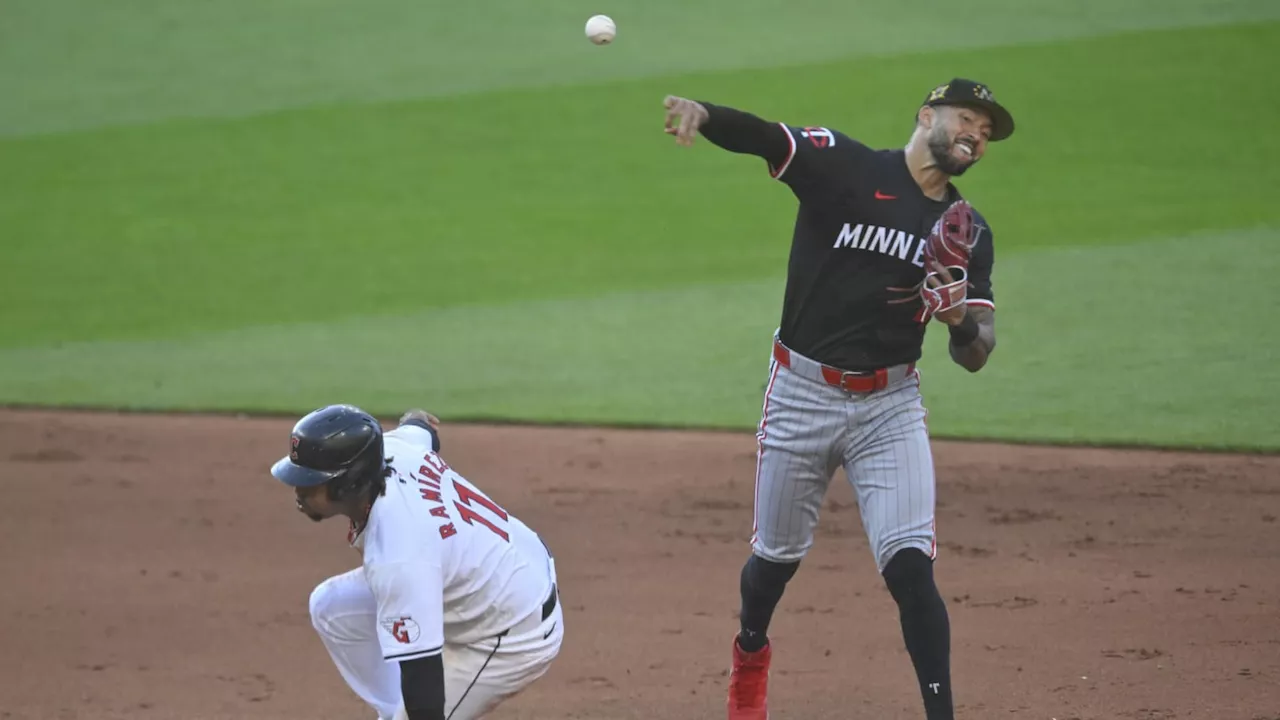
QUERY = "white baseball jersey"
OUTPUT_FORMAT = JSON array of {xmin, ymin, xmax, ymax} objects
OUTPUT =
[{"xmin": 352, "ymin": 425, "xmax": 554, "ymax": 663}]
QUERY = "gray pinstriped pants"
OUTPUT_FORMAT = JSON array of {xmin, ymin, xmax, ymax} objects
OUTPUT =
[{"xmin": 750, "ymin": 338, "xmax": 937, "ymax": 573}]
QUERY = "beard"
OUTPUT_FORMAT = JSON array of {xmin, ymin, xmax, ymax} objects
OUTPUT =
[
  {"xmin": 927, "ymin": 127, "xmax": 975, "ymax": 177},
  {"xmin": 297, "ymin": 498, "xmax": 326, "ymax": 522}
]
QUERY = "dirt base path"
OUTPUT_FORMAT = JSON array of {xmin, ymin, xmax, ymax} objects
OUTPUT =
[{"xmin": 2, "ymin": 409, "xmax": 1277, "ymax": 719}]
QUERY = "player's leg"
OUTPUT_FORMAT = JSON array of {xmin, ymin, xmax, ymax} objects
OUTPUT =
[
  {"xmin": 309, "ymin": 567, "xmax": 402, "ymax": 719},
  {"xmin": 841, "ymin": 373, "xmax": 953, "ymax": 720},
  {"xmin": 431, "ymin": 595, "xmax": 565, "ymax": 719},
  {"xmin": 731, "ymin": 350, "xmax": 845, "ymax": 718},
  {"xmin": 882, "ymin": 547, "xmax": 952, "ymax": 720},
  {"xmin": 741, "ymin": 357, "xmax": 844, "ymax": 642}
]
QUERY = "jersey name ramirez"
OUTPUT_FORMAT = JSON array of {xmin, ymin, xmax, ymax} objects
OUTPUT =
[
  {"xmin": 414, "ymin": 453, "xmax": 458, "ymax": 539},
  {"xmin": 832, "ymin": 223, "xmax": 926, "ymax": 267}
]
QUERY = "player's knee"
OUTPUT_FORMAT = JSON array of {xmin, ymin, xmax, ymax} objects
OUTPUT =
[
  {"xmin": 881, "ymin": 548, "xmax": 937, "ymax": 608},
  {"xmin": 308, "ymin": 580, "xmax": 335, "ymax": 632},
  {"xmin": 742, "ymin": 553, "xmax": 801, "ymax": 597},
  {"xmin": 308, "ymin": 574, "xmax": 357, "ymax": 635},
  {"xmin": 751, "ymin": 533, "xmax": 812, "ymax": 567},
  {"xmin": 309, "ymin": 568, "xmax": 368, "ymax": 634}
]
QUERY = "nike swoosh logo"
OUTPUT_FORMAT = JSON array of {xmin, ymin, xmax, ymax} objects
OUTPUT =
[
  {"xmin": 875, "ymin": 190, "xmax": 897, "ymax": 200},
  {"xmin": 543, "ymin": 621, "xmax": 557, "ymax": 640}
]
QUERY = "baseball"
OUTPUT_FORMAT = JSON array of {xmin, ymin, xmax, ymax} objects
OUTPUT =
[{"xmin": 585, "ymin": 14, "xmax": 616, "ymax": 45}]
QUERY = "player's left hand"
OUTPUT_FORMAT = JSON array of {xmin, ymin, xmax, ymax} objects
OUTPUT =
[
  {"xmin": 922, "ymin": 261, "xmax": 969, "ymax": 326},
  {"xmin": 924, "ymin": 199, "xmax": 979, "ymax": 271},
  {"xmin": 399, "ymin": 409, "xmax": 440, "ymax": 432}
]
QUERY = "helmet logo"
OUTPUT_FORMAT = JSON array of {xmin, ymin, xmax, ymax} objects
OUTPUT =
[{"xmin": 290, "ymin": 435, "xmax": 300, "ymax": 461}]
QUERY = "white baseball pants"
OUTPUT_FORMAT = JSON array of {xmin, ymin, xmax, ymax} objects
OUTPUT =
[{"xmin": 308, "ymin": 567, "xmax": 564, "ymax": 720}]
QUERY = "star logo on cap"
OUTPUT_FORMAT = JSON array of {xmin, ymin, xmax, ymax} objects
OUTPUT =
[{"xmin": 928, "ymin": 84, "xmax": 949, "ymax": 102}]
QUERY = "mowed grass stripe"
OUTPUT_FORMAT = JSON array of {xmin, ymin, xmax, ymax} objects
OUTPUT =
[
  {"xmin": 916, "ymin": 227, "xmax": 1278, "ymax": 452},
  {"xmin": 1, "ymin": 228, "xmax": 1275, "ymax": 451},
  {"xmin": 3, "ymin": 0, "xmax": 1278, "ymax": 136},
  {"xmin": 3, "ymin": 22, "xmax": 1277, "ymax": 349}
]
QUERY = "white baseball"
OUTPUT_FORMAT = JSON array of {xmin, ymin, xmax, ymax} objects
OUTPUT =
[{"xmin": 585, "ymin": 14, "xmax": 616, "ymax": 45}]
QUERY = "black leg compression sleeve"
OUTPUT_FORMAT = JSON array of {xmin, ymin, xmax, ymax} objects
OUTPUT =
[
  {"xmin": 882, "ymin": 549, "xmax": 953, "ymax": 720},
  {"xmin": 737, "ymin": 554, "xmax": 800, "ymax": 652}
]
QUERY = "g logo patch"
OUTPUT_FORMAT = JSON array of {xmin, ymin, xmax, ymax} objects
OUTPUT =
[{"xmin": 381, "ymin": 616, "xmax": 421, "ymax": 645}]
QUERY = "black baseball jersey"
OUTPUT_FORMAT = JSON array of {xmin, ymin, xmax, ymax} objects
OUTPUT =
[{"xmin": 699, "ymin": 104, "xmax": 995, "ymax": 372}]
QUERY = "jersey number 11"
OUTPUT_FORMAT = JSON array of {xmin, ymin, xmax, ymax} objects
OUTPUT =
[{"xmin": 453, "ymin": 479, "xmax": 510, "ymax": 542}]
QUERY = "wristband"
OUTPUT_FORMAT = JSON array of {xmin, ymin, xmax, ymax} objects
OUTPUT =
[{"xmin": 948, "ymin": 310, "xmax": 980, "ymax": 346}]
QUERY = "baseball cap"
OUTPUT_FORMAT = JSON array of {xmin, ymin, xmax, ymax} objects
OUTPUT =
[{"xmin": 921, "ymin": 78, "xmax": 1015, "ymax": 142}]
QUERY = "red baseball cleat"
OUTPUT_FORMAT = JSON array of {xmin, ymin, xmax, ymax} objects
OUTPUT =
[{"xmin": 727, "ymin": 636, "xmax": 771, "ymax": 719}]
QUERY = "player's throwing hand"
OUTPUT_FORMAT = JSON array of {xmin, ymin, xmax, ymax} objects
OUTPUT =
[{"xmin": 663, "ymin": 96, "xmax": 709, "ymax": 147}]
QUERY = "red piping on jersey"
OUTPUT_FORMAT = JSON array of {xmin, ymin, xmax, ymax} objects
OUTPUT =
[{"xmin": 769, "ymin": 123, "xmax": 797, "ymax": 179}]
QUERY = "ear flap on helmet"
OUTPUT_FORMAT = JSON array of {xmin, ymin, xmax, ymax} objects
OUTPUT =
[{"xmin": 325, "ymin": 447, "xmax": 387, "ymax": 501}]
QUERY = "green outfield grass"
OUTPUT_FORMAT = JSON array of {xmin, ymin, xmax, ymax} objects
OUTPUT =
[
  {"xmin": 4, "ymin": 0, "xmax": 1277, "ymax": 137},
  {"xmin": 2, "ymin": 8, "xmax": 1277, "ymax": 450},
  {"xmin": 3, "ymin": 228, "xmax": 1275, "ymax": 451}
]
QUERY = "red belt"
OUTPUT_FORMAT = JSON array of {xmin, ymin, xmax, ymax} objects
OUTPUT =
[{"xmin": 772, "ymin": 338, "xmax": 913, "ymax": 394}]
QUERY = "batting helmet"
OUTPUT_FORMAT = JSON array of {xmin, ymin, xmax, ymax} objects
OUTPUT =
[{"xmin": 270, "ymin": 404, "xmax": 386, "ymax": 499}]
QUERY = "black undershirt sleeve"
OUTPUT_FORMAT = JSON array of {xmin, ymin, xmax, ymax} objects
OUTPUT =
[
  {"xmin": 400, "ymin": 653, "xmax": 446, "ymax": 720},
  {"xmin": 697, "ymin": 102, "xmax": 791, "ymax": 169}
]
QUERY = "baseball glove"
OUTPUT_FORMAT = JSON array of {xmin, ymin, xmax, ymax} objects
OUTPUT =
[
  {"xmin": 924, "ymin": 199, "xmax": 978, "ymax": 270},
  {"xmin": 915, "ymin": 200, "xmax": 979, "ymax": 321}
]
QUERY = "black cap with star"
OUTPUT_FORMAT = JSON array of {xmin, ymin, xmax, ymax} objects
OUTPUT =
[{"xmin": 921, "ymin": 78, "xmax": 1015, "ymax": 142}]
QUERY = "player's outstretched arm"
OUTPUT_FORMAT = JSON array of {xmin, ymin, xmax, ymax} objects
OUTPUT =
[
  {"xmin": 399, "ymin": 653, "xmax": 447, "ymax": 720},
  {"xmin": 945, "ymin": 305, "xmax": 995, "ymax": 372},
  {"xmin": 662, "ymin": 96, "xmax": 790, "ymax": 166}
]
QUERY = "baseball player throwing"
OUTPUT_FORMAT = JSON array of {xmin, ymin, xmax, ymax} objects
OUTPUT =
[
  {"xmin": 661, "ymin": 79, "xmax": 1014, "ymax": 719},
  {"xmin": 270, "ymin": 405, "xmax": 563, "ymax": 720}
]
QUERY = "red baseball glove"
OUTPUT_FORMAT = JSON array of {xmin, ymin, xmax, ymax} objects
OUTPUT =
[
  {"xmin": 924, "ymin": 200, "xmax": 978, "ymax": 272},
  {"xmin": 913, "ymin": 200, "xmax": 979, "ymax": 322}
]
